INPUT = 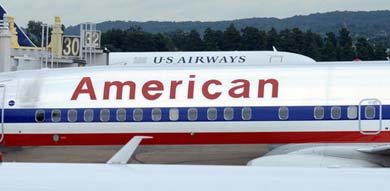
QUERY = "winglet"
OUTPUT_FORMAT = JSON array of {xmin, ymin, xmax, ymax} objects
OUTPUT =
[
  {"xmin": 107, "ymin": 136, "xmax": 153, "ymax": 165},
  {"xmin": 272, "ymin": 46, "xmax": 278, "ymax": 52}
]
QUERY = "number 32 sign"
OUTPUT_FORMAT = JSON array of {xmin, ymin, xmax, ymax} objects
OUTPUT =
[{"xmin": 84, "ymin": 31, "xmax": 101, "ymax": 48}]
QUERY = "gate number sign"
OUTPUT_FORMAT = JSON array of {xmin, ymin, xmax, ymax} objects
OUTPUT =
[
  {"xmin": 84, "ymin": 31, "xmax": 101, "ymax": 48},
  {"xmin": 62, "ymin": 36, "xmax": 81, "ymax": 57}
]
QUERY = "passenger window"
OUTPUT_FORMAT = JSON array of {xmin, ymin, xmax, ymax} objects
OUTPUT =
[
  {"xmin": 169, "ymin": 108, "xmax": 179, "ymax": 121},
  {"xmin": 207, "ymin": 108, "xmax": 217, "ymax": 121},
  {"xmin": 347, "ymin": 106, "xmax": 357, "ymax": 119},
  {"xmin": 365, "ymin": 106, "xmax": 376, "ymax": 119},
  {"xmin": 68, "ymin": 109, "xmax": 77, "ymax": 122},
  {"xmin": 133, "ymin": 109, "xmax": 143, "ymax": 122},
  {"xmin": 100, "ymin": 109, "xmax": 110, "ymax": 122},
  {"xmin": 51, "ymin": 110, "xmax": 61, "ymax": 122},
  {"xmin": 314, "ymin": 106, "xmax": 324, "ymax": 120},
  {"xmin": 152, "ymin": 108, "xmax": 162, "ymax": 121},
  {"xmin": 279, "ymin": 107, "xmax": 289, "ymax": 120},
  {"xmin": 35, "ymin": 110, "xmax": 45, "ymax": 122},
  {"xmin": 331, "ymin": 106, "xmax": 341, "ymax": 120},
  {"xmin": 224, "ymin": 108, "xmax": 234, "ymax": 121},
  {"xmin": 116, "ymin": 109, "xmax": 126, "ymax": 122},
  {"xmin": 188, "ymin": 108, "xmax": 198, "ymax": 121},
  {"xmin": 84, "ymin": 109, "xmax": 94, "ymax": 122},
  {"xmin": 242, "ymin": 107, "xmax": 252, "ymax": 121}
]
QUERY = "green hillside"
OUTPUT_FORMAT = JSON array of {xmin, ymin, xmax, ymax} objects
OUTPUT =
[{"xmin": 65, "ymin": 10, "xmax": 390, "ymax": 46}]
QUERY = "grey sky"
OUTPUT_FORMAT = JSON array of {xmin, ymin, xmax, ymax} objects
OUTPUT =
[{"xmin": 2, "ymin": 0, "xmax": 390, "ymax": 27}]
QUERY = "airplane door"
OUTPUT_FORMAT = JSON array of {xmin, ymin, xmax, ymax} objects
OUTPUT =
[
  {"xmin": 0, "ymin": 85, "xmax": 5, "ymax": 143},
  {"xmin": 359, "ymin": 99, "xmax": 382, "ymax": 135}
]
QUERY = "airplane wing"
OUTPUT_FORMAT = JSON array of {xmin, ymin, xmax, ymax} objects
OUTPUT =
[
  {"xmin": 357, "ymin": 145, "xmax": 390, "ymax": 155},
  {"xmin": 3, "ymin": 163, "xmax": 390, "ymax": 191},
  {"xmin": 248, "ymin": 144, "xmax": 390, "ymax": 168},
  {"xmin": 248, "ymin": 154, "xmax": 381, "ymax": 167}
]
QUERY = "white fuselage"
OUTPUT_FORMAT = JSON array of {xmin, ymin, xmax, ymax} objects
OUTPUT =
[
  {"xmin": 0, "ymin": 61, "xmax": 389, "ymax": 146},
  {"xmin": 109, "ymin": 51, "xmax": 316, "ymax": 66}
]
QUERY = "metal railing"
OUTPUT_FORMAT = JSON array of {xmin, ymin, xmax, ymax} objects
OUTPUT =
[{"xmin": 0, "ymin": 20, "xmax": 9, "ymax": 29}]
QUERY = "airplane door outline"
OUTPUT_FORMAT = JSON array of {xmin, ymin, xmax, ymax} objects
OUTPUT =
[
  {"xmin": 359, "ymin": 98, "xmax": 382, "ymax": 135},
  {"xmin": 0, "ymin": 85, "xmax": 5, "ymax": 143}
]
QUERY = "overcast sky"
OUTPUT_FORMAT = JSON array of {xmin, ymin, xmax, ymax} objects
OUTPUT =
[{"xmin": 2, "ymin": 0, "xmax": 390, "ymax": 27}]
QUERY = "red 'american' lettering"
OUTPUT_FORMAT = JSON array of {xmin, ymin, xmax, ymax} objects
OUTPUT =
[{"xmin": 71, "ymin": 75, "xmax": 279, "ymax": 101}]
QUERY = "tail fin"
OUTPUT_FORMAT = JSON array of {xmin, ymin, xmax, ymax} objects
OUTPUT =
[{"xmin": 0, "ymin": 5, "xmax": 36, "ymax": 47}]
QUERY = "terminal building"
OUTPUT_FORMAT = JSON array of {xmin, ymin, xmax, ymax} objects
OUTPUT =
[{"xmin": 0, "ymin": 6, "xmax": 108, "ymax": 73}]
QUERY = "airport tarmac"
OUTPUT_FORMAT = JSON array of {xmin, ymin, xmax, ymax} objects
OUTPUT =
[{"xmin": 1, "ymin": 145, "xmax": 268, "ymax": 165}]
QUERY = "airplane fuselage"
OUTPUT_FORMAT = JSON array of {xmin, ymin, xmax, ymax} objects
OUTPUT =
[{"xmin": 1, "ymin": 61, "xmax": 390, "ymax": 146}]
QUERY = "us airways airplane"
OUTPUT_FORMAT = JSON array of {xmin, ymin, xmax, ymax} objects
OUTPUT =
[
  {"xmin": 109, "ymin": 49, "xmax": 316, "ymax": 65},
  {"xmin": 1, "ymin": 137, "xmax": 390, "ymax": 191}
]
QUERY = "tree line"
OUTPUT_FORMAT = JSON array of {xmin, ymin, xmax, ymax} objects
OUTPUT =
[
  {"xmin": 25, "ymin": 21, "xmax": 388, "ymax": 61},
  {"xmin": 25, "ymin": 20, "xmax": 66, "ymax": 46},
  {"xmin": 102, "ymin": 25, "xmax": 388, "ymax": 61}
]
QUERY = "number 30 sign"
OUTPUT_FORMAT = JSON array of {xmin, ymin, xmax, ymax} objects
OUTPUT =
[{"xmin": 62, "ymin": 36, "xmax": 81, "ymax": 57}]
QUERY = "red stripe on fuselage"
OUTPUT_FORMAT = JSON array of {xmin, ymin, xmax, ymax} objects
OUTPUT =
[{"xmin": 1, "ymin": 131, "xmax": 389, "ymax": 146}]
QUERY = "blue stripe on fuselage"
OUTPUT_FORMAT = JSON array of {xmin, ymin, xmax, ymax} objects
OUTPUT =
[{"xmin": 0, "ymin": 105, "xmax": 384, "ymax": 123}]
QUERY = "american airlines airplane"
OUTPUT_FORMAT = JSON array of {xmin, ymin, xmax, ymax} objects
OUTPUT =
[
  {"xmin": 1, "ymin": 59, "xmax": 387, "ymax": 145},
  {"xmin": 1, "ymin": 137, "xmax": 390, "ymax": 191},
  {"xmin": 2, "ymin": 4, "xmax": 390, "ymax": 168},
  {"xmin": 1, "ymin": 56, "xmax": 390, "ymax": 167}
]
